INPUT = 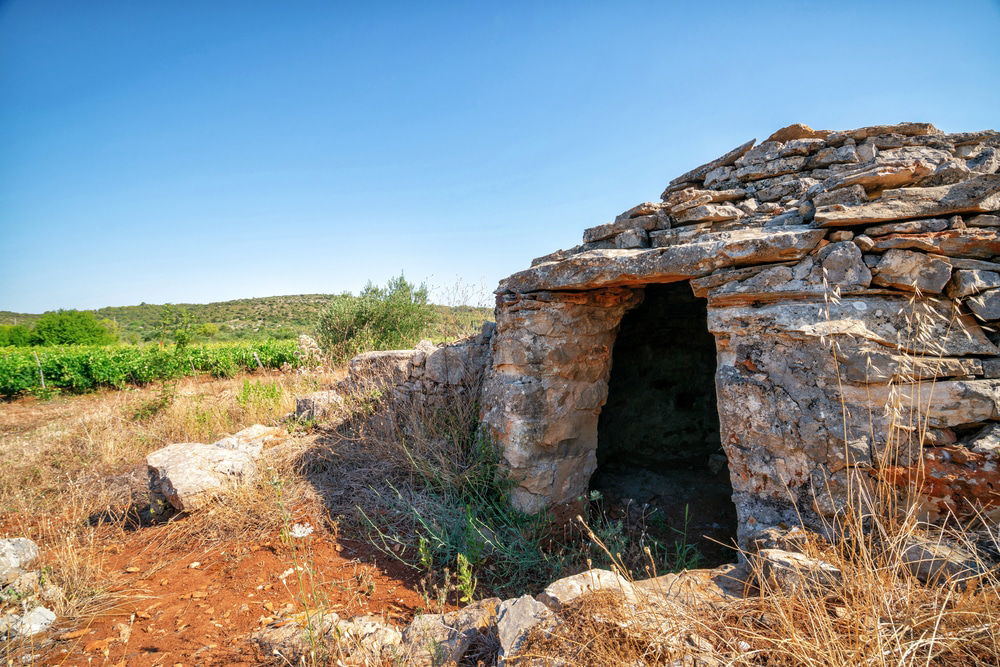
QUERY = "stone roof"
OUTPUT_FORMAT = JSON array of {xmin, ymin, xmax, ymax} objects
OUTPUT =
[{"xmin": 501, "ymin": 122, "xmax": 1000, "ymax": 295}]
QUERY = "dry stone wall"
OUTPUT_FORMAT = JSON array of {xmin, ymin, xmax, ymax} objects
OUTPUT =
[{"xmin": 483, "ymin": 122, "xmax": 1000, "ymax": 544}]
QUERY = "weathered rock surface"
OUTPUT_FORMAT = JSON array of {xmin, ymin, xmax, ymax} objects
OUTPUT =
[
  {"xmin": 755, "ymin": 548, "xmax": 842, "ymax": 594},
  {"xmin": 401, "ymin": 598, "xmax": 500, "ymax": 665},
  {"xmin": 900, "ymin": 536, "xmax": 983, "ymax": 585},
  {"xmin": 293, "ymin": 390, "xmax": 344, "ymax": 421},
  {"xmin": 871, "ymin": 248, "xmax": 952, "ymax": 293},
  {"xmin": 0, "ymin": 538, "xmax": 38, "ymax": 582},
  {"xmin": 496, "ymin": 595, "xmax": 557, "ymax": 662},
  {"xmin": 251, "ymin": 612, "xmax": 402, "ymax": 664},
  {"xmin": 814, "ymin": 175, "xmax": 1000, "ymax": 226},
  {"xmin": 146, "ymin": 442, "xmax": 258, "ymax": 512}
]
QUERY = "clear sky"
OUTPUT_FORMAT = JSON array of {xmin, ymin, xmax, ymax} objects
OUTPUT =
[{"xmin": 2, "ymin": 1, "xmax": 998, "ymax": 312}]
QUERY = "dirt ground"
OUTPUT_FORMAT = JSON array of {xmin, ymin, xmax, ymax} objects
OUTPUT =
[
  {"xmin": 0, "ymin": 373, "xmax": 438, "ymax": 666},
  {"xmin": 37, "ymin": 525, "xmax": 428, "ymax": 666}
]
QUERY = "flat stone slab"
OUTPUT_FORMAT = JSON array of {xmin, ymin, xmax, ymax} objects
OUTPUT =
[
  {"xmin": 814, "ymin": 174, "xmax": 1000, "ymax": 226},
  {"xmin": 500, "ymin": 227, "xmax": 826, "ymax": 293}
]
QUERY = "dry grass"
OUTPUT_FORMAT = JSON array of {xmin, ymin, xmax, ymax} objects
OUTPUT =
[{"xmin": 0, "ymin": 369, "xmax": 340, "ymax": 625}]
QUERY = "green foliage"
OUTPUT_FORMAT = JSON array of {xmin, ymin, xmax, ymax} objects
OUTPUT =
[
  {"xmin": 316, "ymin": 275, "xmax": 436, "ymax": 361},
  {"xmin": 0, "ymin": 325, "xmax": 32, "ymax": 347},
  {"xmin": 155, "ymin": 305, "xmax": 195, "ymax": 347},
  {"xmin": 30, "ymin": 310, "xmax": 118, "ymax": 346},
  {"xmin": 1, "ymin": 293, "xmax": 490, "ymax": 346},
  {"xmin": 0, "ymin": 341, "xmax": 300, "ymax": 399},
  {"xmin": 236, "ymin": 379, "xmax": 284, "ymax": 412}
]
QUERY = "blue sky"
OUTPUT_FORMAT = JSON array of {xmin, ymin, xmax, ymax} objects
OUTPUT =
[{"xmin": 1, "ymin": 1, "xmax": 998, "ymax": 312}]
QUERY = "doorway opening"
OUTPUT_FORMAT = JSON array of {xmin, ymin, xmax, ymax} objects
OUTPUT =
[{"xmin": 591, "ymin": 282, "xmax": 736, "ymax": 566}]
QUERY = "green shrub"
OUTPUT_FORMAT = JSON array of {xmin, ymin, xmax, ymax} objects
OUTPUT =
[
  {"xmin": 316, "ymin": 275, "xmax": 435, "ymax": 362},
  {"xmin": 30, "ymin": 310, "xmax": 118, "ymax": 346},
  {"xmin": 0, "ymin": 324, "xmax": 33, "ymax": 347}
]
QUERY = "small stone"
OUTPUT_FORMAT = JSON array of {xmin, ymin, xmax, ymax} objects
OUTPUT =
[
  {"xmin": 0, "ymin": 538, "xmax": 39, "ymax": 581},
  {"xmin": 863, "ymin": 218, "xmax": 948, "ymax": 237},
  {"xmin": 966, "ymin": 288, "xmax": 1000, "ymax": 320},
  {"xmin": 614, "ymin": 229, "xmax": 649, "ymax": 249},
  {"xmin": 496, "ymin": 595, "xmax": 557, "ymax": 660},
  {"xmin": 854, "ymin": 234, "xmax": 875, "ymax": 252},
  {"xmin": 756, "ymin": 549, "xmax": 842, "ymax": 595},
  {"xmin": 674, "ymin": 203, "xmax": 743, "ymax": 224},
  {"xmin": 969, "ymin": 214, "xmax": 1000, "ymax": 227},
  {"xmin": 872, "ymin": 249, "xmax": 952, "ymax": 294},
  {"xmin": 966, "ymin": 423, "xmax": 1000, "ymax": 460},
  {"xmin": 901, "ymin": 535, "xmax": 982, "ymax": 585},
  {"xmin": 3, "ymin": 606, "xmax": 56, "ymax": 637},
  {"xmin": 828, "ymin": 231, "xmax": 854, "ymax": 242},
  {"xmin": 946, "ymin": 269, "xmax": 1000, "ymax": 298}
]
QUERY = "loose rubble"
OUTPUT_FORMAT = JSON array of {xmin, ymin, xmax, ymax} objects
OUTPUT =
[{"xmin": 1, "ymin": 538, "xmax": 60, "ymax": 640}]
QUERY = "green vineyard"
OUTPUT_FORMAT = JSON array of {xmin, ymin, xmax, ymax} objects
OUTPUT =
[{"xmin": 0, "ymin": 340, "xmax": 301, "ymax": 398}]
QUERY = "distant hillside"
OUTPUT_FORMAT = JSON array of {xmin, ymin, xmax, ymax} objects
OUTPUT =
[{"xmin": 1, "ymin": 294, "xmax": 493, "ymax": 343}]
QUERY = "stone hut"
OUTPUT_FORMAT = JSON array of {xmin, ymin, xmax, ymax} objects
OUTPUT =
[{"xmin": 348, "ymin": 122, "xmax": 1000, "ymax": 549}]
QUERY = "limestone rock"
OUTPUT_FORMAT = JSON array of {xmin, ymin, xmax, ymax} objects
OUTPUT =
[
  {"xmin": 946, "ymin": 269, "xmax": 1000, "ymax": 298},
  {"xmin": 967, "ymin": 288, "xmax": 1000, "ymax": 321},
  {"xmin": 814, "ymin": 174, "xmax": 1000, "ymax": 226},
  {"xmin": 871, "ymin": 249, "xmax": 952, "ymax": 293},
  {"xmin": 966, "ymin": 423, "xmax": 1000, "ymax": 460},
  {"xmin": 969, "ymin": 213, "xmax": 1000, "ymax": 227},
  {"xmin": 673, "ymin": 203, "xmax": 743, "ymax": 224},
  {"xmin": 212, "ymin": 424, "xmax": 284, "ymax": 457},
  {"xmin": 252, "ymin": 612, "xmax": 402, "ymax": 664},
  {"xmin": 501, "ymin": 227, "xmax": 826, "ymax": 293},
  {"xmin": 765, "ymin": 123, "xmax": 830, "ymax": 143},
  {"xmin": 863, "ymin": 218, "xmax": 949, "ymax": 237},
  {"xmin": 871, "ymin": 228, "xmax": 1000, "ymax": 259},
  {"xmin": 294, "ymin": 390, "xmax": 344, "ymax": 421},
  {"xmin": 496, "ymin": 595, "xmax": 557, "ymax": 662},
  {"xmin": 583, "ymin": 213, "xmax": 665, "ymax": 243},
  {"xmin": 663, "ymin": 138, "xmax": 756, "ymax": 193},
  {"xmin": 536, "ymin": 569, "xmax": 637, "ymax": 612},
  {"xmin": 0, "ymin": 538, "xmax": 38, "ymax": 582},
  {"xmin": 755, "ymin": 548, "xmax": 841, "ymax": 594},
  {"xmin": 146, "ymin": 443, "xmax": 257, "ymax": 512},
  {"xmin": 901, "ymin": 536, "xmax": 983, "ymax": 585},
  {"xmin": 0, "ymin": 605, "xmax": 55, "ymax": 638},
  {"xmin": 401, "ymin": 598, "xmax": 500, "ymax": 665}
]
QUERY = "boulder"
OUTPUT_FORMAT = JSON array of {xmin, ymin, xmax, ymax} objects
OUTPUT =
[{"xmin": 146, "ymin": 442, "xmax": 257, "ymax": 512}]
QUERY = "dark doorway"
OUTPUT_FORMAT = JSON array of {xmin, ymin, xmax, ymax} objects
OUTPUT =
[{"xmin": 591, "ymin": 282, "xmax": 736, "ymax": 566}]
